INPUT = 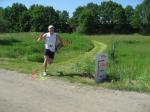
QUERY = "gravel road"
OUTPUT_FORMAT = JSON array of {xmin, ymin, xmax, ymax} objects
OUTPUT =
[{"xmin": 0, "ymin": 69, "xmax": 150, "ymax": 112}]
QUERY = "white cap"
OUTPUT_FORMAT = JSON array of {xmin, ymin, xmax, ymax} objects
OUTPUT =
[{"xmin": 48, "ymin": 25, "xmax": 54, "ymax": 29}]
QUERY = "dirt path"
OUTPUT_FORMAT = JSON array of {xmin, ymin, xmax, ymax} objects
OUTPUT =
[{"xmin": 0, "ymin": 69, "xmax": 150, "ymax": 112}]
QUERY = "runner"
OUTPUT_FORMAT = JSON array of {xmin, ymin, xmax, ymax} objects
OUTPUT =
[{"xmin": 37, "ymin": 25, "xmax": 62, "ymax": 76}]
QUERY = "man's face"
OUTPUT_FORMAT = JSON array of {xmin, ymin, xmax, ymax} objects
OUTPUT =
[{"xmin": 48, "ymin": 28, "xmax": 54, "ymax": 33}]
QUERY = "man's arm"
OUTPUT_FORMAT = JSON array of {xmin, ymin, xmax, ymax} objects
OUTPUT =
[{"xmin": 37, "ymin": 33, "xmax": 46, "ymax": 42}]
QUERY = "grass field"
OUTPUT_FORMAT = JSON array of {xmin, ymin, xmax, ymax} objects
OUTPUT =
[
  {"xmin": 90, "ymin": 34, "xmax": 150, "ymax": 92},
  {"xmin": 0, "ymin": 33, "xmax": 150, "ymax": 93}
]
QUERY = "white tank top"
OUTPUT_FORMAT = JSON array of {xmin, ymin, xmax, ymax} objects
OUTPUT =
[{"xmin": 45, "ymin": 33, "xmax": 56, "ymax": 52}]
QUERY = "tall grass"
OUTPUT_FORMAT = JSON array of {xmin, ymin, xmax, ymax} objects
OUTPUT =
[
  {"xmin": 0, "ymin": 33, "xmax": 150, "ymax": 92},
  {"xmin": 89, "ymin": 34, "xmax": 150, "ymax": 92},
  {"xmin": 0, "ymin": 32, "xmax": 93, "ymax": 63}
]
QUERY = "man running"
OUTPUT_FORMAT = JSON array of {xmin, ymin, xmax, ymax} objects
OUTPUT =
[{"xmin": 37, "ymin": 25, "xmax": 62, "ymax": 76}]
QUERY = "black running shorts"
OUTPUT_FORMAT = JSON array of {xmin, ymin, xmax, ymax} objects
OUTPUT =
[{"xmin": 44, "ymin": 49, "xmax": 55, "ymax": 59}]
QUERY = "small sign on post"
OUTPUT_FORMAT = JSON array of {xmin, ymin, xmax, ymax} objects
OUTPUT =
[{"xmin": 95, "ymin": 53, "xmax": 108, "ymax": 83}]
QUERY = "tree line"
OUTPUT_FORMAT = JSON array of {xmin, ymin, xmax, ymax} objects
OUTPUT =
[{"xmin": 0, "ymin": 0, "xmax": 149, "ymax": 34}]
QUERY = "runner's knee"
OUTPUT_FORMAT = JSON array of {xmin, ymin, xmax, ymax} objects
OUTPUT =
[
  {"xmin": 48, "ymin": 58, "xmax": 53, "ymax": 64},
  {"xmin": 44, "ymin": 56, "xmax": 49, "ymax": 63}
]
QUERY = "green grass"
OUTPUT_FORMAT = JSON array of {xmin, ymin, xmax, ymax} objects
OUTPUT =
[
  {"xmin": 88, "ymin": 34, "xmax": 150, "ymax": 92},
  {"xmin": 0, "ymin": 33, "xmax": 150, "ymax": 93},
  {"xmin": 0, "ymin": 32, "xmax": 93, "ymax": 63},
  {"xmin": 0, "ymin": 32, "xmax": 95, "ymax": 75}
]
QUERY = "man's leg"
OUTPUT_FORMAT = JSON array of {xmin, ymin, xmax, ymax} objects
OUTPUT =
[
  {"xmin": 43, "ymin": 55, "xmax": 49, "ymax": 72},
  {"xmin": 47, "ymin": 58, "xmax": 53, "ymax": 64}
]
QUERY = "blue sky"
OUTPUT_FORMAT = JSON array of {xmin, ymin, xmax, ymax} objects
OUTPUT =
[{"xmin": 0, "ymin": 0, "xmax": 143, "ymax": 16}]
